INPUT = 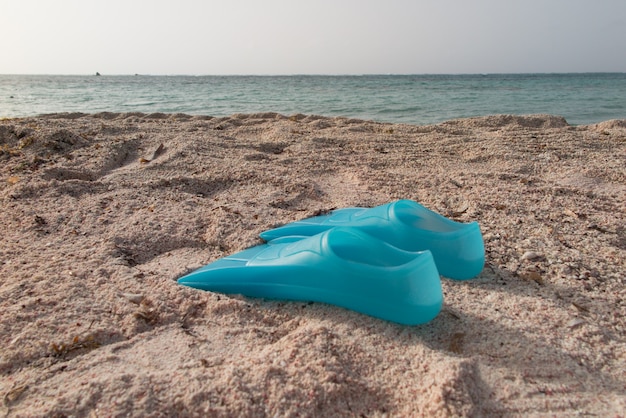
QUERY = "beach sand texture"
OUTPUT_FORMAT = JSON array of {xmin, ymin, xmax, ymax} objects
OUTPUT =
[{"xmin": 1, "ymin": 113, "xmax": 625, "ymax": 417}]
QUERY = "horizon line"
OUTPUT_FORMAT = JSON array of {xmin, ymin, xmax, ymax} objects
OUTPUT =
[{"xmin": 2, "ymin": 71, "xmax": 625, "ymax": 77}]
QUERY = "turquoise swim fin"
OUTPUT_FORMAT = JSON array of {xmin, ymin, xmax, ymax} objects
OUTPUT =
[
  {"xmin": 260, "ymin": 200, "xmax": 484, "ymax": 280},
  {"xmin": 178, "ymin": 227, "xmax": 443, "ymax": 325}
]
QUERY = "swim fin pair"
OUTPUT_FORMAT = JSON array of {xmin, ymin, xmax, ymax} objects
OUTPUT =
[{"xmin": 178, "ymin": 200, "xmax": 484, "ymax": 325}]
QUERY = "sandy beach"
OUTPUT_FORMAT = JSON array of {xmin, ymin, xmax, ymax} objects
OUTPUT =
[{"xmin": 1, "ymin": 112, "xmax": 624, "ymax": 417}]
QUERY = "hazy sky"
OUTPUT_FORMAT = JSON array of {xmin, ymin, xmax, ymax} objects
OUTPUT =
[{"xmin": 2, "ymin": 0, "xmax": 625, "ymax": 75}]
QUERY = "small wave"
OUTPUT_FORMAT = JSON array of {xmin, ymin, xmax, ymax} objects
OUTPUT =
[{"xmin": 121, "ymin": 101, "xmax": 158, "ymax": 107}]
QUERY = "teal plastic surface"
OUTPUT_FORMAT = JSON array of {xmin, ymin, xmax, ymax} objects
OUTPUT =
[
  {"xmin": 178, "ymin": 227, "xmax": 443, "ymax": 325},
  {"xmin": 260, "ymin": 199, "xmax": 484, "ymax": 280}
]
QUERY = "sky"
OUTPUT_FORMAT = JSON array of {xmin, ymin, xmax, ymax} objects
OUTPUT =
[{"xmin": 2, "ymin": 0, "xmax": 625, "ymax": 75}]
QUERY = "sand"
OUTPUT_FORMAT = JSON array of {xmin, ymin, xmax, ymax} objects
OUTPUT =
[{"xmin": 1, "ymin": 112, "xmax": 625, "ymax": 417}]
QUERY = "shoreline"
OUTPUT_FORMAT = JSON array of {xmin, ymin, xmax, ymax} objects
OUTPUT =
[
  {"xmin": 1, "ymin": 112, "xmax": 625, "ymax": 416},
  {"xmin": 3, "ymin": 110, "xmax": 626, "ymax": 127}
]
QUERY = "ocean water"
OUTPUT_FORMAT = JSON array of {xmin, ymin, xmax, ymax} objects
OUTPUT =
[{"xmin": 1, "ymin": 73, "xmax": 625, "ymax": 125}]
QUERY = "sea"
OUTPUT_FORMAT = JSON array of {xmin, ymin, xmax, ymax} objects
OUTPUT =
[{"xmin": 1, "ymin": 73, "xmax": 625, "ymax": 125}]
